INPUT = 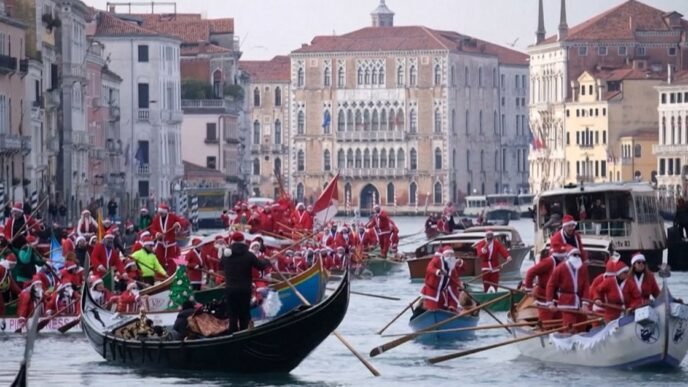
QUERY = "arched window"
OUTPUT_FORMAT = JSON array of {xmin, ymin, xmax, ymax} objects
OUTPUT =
[
  {"xmin": 372, "ymin": 148, "xmax": 379, "ymax": 168},
  {"xmin": 363, "ymin": 109, "xmax": 371, "ymax": 131},
  {"xmin": 479, "ymin": 110, "xmax": 483, "ymax": 133},
  {"xmin": 355, "ymin": 110, "xmax": 363, "ymax": 131},
  {"xmin": 435, "ymin": 147, "xmax": 442, "ymax": 169},
  {"xmin": 297, "ymin": 111, "xmax": 305, "ymax": 135},
  {"xmin": 213, "ymin": 69, "xmax": 222, "ymax": 98},
  {"xmin": 396, "ymin": 65, "xmax": 404, "ymax": 86},
  {"xmin": 323, "ymin": 149, "xmax": 331, "ymax": 171},
  {"xmin": 662, "ymin": 116, "xmax": 666, "ymax": 144},
  {"xmin": 344, "ymin": 182, "xmax": 352, "ymax": 202},
  {"xmin": 323, "ymin": 67, "xmax": 331, "ymax": 86},
  {"xmin": 397, "ymin": 148, "xmax": 405, "ymax": 168},
  {"xmin": 434, "ymin": 108, "xmax": 442, "ymax": 133},
  {"xmin": 355, "ymin": 149, "xmax": 362, "ymax": 168},
  {"xmin": 364, "ymin": 68, "xmax": 371, "ymax": 84},
  {"xmin": 396, "ymin": 108, "xmax": 404, "ymax": 130},
  {"xmin": 451, "ymin": 109, "xmax": 456, "ymax": 133},
  {"xmin": 410, "ymin": 148, "xmax": 418, "ymax": 170},
  {"xmin": 387, "ymin": 183, "xmax": 395, "ymax": 205},
  {"xmin": 297, "ymin": 68, "xmax": 304, "ymax": 87},
  {"xmin": 338, "ymin": 67, "xmax": 345, "ymax": 88},
  {"xmin": 378, "ymin": 65, "xmax": 385, "ymax": 84},
  {"xmin": 253, "ymin": 120, "xmax": 260, "ymax": 144},
  {"xmin": 357, "ymin": 68, "xmax": 364, "ymax": 85},
  {"xmin": 380, "ymin": 149, "xmax": 387, "ymax": 168},
  {"xmin": 274, "ymin": 157, "xmax": 282, "ymax": 174},
  {"xmin": 634, "ymin": 144, "xmax": 642, "ymax": 158},
  {"xmin": 465, "ymin": 110, "xmax": 470, "ymax": 135},
  {"xmin": 389, "ymin": 148, "xmax": 396, "ymax": 168},
  {"xmin": 434, "ymin": 64, "xmax": 441, "ymax": 85},
  {"xmin": 297, "ymin": 150, "xmax": 305, "ymax": 171},
  {"xmin": 274, "ymin": 87, "xmax": 282, "ymax": 106},
  {"xmin": 337, "ymin": 110, "xmax": 345, "ymax": 132},
  {"xmin": 410, "ymin": 182, "xmax": 417, "ymax": 205},
  {"xmin": 434, "ymin": 182, "xmax": 443, "ymax": 205},
  {"xmin": 364, "ymin": 148, "xmax": 371, "ymax": 168},
  {"xmin": 409, "ymin": 109, "xmax": 417, "ymax": 133},
  {"xmin": 252, "ymin": 158, "xmax": 260, "ymax": 175},
  {"xmin": 337, "ymin": 149, "xmax": 345, "ymax": 169},
  {"xmin": 409, "ymin": 65, "xmax": 417, "ymax": 86},
  {"xmin": 388, "ymin": 109, "xmax": 396, "ymax": 131},
  {"xmin": 372, "ymin": 110, "xmax": 379, "ymax": 131},
  {"xmin": 274, "ymin": 120, "xmax": 282, "ymax": 144},
  {"xmin": 381, "ymin": 109, "xmax": 388, "ymax": 131},
  {"xmin": 253, "ymin": 87, "xmax": 260, "ymax": 107},
  {"xmin": 493, "ymin": 111, "xmax": 498, "ymax": 134},
  {"xmin": 346, "ymin": 149, "xmax": 354, "ymax": 168},
  {"xmin": 296, "ymin": 183, "xmax": 304, "ymax": 201},
  {"xmin": 371, "ymin": 68, "xmax": 378, "ymax": 85}
]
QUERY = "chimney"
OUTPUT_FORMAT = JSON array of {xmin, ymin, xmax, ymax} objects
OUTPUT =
[
  {"xmin": 108, "ymin": 4, "xmax": 116, "ymax": 13},
  {"xmin": 668, "ymin": 64, "xmax": 673, "ymax": 84},
  {"xmin": 558, "ymin": 0, "xmax": 568, "ymax": 40},
  {"xmin": 536, "ymin": 0, "xmax": 546, "ymax": 44}
]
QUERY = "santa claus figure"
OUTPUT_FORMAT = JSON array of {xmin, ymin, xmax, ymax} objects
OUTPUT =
[
  {"xmin": 17, "ymin": 275, "xmax": 47, "ymax": 324},
  {"xmin": 3, "ymin": 202, "xmax": 42, "ymax": 249},
  {"xmin": 545, "ymin": 248, "xmax": 590, "ymax": 332},
  {"xmin": 116, "ymin": 281, "xmax": 142, "ymax": 313},
  {"xmin": 474, "ymin": 230, "xmax": 512, "ymax": 292},
  {"xmin": 0, "ymin": 254, "xmax": 22, "ymax": 316},
  {"xmin": 323, "ymin": 223, "xmax": 338, "ymax": 248},
  {"xmin": 89, "ymin": 276, "xmax": 114, "ymax": 308},
  {"xmin": 292, "ymin": 203, "xmax": 314, "ymax": 231},
  {"xmin": 549, "ymin": 214, "xmax": 587, "ymax": 260},
  {"xmin": 366, "ymin": 205, "xmax": 396, "ymax": 258},
  {"xmin": 150, "ymin": 203, "xmax": 183, "ymax": 272},
  {"xmin": 523, "ymin": 245, "xmax": 567, "ymax": 321},
  {"xmin": 46, "ymin": 282, "xmax": 80, "ymax": 316},
  {"xmin": 185, "ymin": 238, "xmax": 205, "ymax": 291},
  {"xmin": 334, "ymin": 225, "xmax": 355, "ymax": 253},
  {"xmin": 59, "ymin": 253, "xmax": 81, "ymax": 287},
  {"xmin": 61, "ymin": 229, "xmax": 76, "ymax": 256},
  {"xmin": 91, "ymin": 230, "xmax": 125, "ymax": 279},
  {"xmin": 421, "ymin": 247, "xmax": 463, "ymax": 311},
  {"xmin": 629, "ymin": 253, "xmax": 660, "ymax": 303},
  {"xmin": 594, "ymin": 261, "xmax": 643, "ymax": 322},
  {"xmin": 76, "ymin": 210, "xmax": 98, "ymax": 239}
]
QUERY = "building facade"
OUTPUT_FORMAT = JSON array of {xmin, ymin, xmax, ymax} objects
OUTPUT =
[
  {"xmin": 654, "ymin": 73, "xmax": 688, "ymax": 198},
  {"xmin": 616, "ymin": 129, "xmax": 657, "ymax": 183},
  {"xmin": 528, "ymin": 0, "xmax": 688, "ymax": 194},
  {"xmin": 95, "ymin": 12, "xmax": 183, "ymax": 209},
  {"xmin": 240, "ymin": 55, "xmax": 291, "ymax": 198},
  {"xmin": 0, "ymin": 0, "xmax": 29, "ymax": 208},
  {"xmin": 289, "ymin": 2, "xmax": 528, "ymax": 213}
]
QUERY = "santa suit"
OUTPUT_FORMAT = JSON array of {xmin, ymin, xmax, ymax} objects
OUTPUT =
[
  {"xmin": 292, "ymin": 210, "xmax": 314, "ymax": 231},
  {"xmin": 292, "ymin": 254, "xmax": 308, "ymax": 272},
  {"xmin": 323, "ymin": 231, "xmax": 338, "ymax": 248},
  {"xmin": 421, "ymin": 256, "xmax": 462, "ymax": 311},
  {"xmin": 474, "ymin": 238, "xmax": 510, "ymax": 292},
  {"xmin": 362, "ymin": 228, "xmax": 379, "ymax": 250},
  {"xmin": 0, "ymin": 266, "xmax": 22, "ymax": 316},
  {"xmin": 91, "ymin": 287, "xmax": 113, "ymax": 308},
  {"xmin": 523, "ymin": 255, "xmax": 560, "ymax": 321},
  {"xmin": 76, "ymin": 217, "xmax": 98, "ymax": 238},
  {"xmin": 334, "ymin": 232, "xmax": 355, "ymax": 252},
  {"xmin": 59, "ymin": 267, "xmax": 80, "ymax": 287},
  {"xmin": 17, "ymin": 289, "xmax": 44, "ymax": 319},
  {"xmin": 589, "ymin": 273, "xmax": 607, "ymax": 315},
  {"xmin": 390, "ymin": 226, "xmax": 400, "ymax": 253},
  {"xmin": 259, "ymin": 211, "xmax": 275, "ymax": 233},
  {"xmin": 116, "ymin": 289, "xmax": 139, "ymax": 313},
  {"xmin": 185, "ymin": 248, "xmax": 204, "ymax": 288},
  {"xmin": 550, "ymin": 229, "xmax": 587, "ymax": 261},
  {"xmin": 367, "ymin": 211, "xmax": 394, "ymax": 258},
  {"xmin": 4, "ymin": 215, "xmax": 41, "ymax": 244},
  {"xmin": 221, "ymin": 213, "xmax": 231, "ymax": 229},
  {"xmin": 91, "ymin": 243, "xmax": 125, "ymax": 278},
  {"xmin": 46, "ymin": 290, "xmax": 80, "ymax": 316},
  {"xmin": 595, "ymin": 276, "xmax": 643, "ymax": 322},
  {"xmin": 150, "ymin": 213, "xmax": 183, "ymax": 272},
  {"xmin": 546, "ymin": 261, "xmax": 590, "ymax": 328},
  {"xmin": 630, "ymin": 270, "xmax": 660, "ymax": 303},
  {"xmin": 61, "ymin": 237, "xmax": 75, "ymax": 256}
]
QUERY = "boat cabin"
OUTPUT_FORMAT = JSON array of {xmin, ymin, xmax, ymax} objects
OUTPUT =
[{"xmin": 464, "ymin": 195, "xmax": 487, "ymax": 217}]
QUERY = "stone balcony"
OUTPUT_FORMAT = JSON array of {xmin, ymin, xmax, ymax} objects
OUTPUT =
[
  {"xmin": 0, "ymin": 135, "xmax": 31, "ymax": 154},
  {"xmin": 340, "ymin": 167, "xmax": 408, "ymax": 178},
  {"xmin": 653, "ymin": 143, "xmax": 688, "ymax": 156},
  {"xmin": 335, "ymin": 130, "xmax": 406, "ymax": 142},
  {"xmin": 0, "ymin": 54, "xmax": 17, "ymax": 74}
]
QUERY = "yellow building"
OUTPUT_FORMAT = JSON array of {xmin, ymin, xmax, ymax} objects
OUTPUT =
[
  {"xmin": 564, "ymin": 69, "xmax": 662, "ymax": 185},
  {"xmin": 612, "ymin": 129, "xmax": 657, "ymax": 182}
]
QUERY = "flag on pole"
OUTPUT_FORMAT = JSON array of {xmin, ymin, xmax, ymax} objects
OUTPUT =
[
  {"xmin": 97, "ymin": 209, "xmax": 104, "ymax": 242},
  {"xmin": 50, "ymin": 236, "xmax": 64, "ymax": 270},
  {"xmin": 312, "ymin": 173, "xmax": 339, "ymax": 230},
  {"xmin": 322, "ymin": 110, "xmax": 331, "ymax": 130}
]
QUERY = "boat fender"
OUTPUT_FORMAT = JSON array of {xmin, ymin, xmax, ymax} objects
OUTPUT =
[
  {"xmin": 634, "ymin": 306, "xmax": 659, "ymax": 326},
  {"xmin": 670, "ymin": 303, "xmax": 688, "ymax": 320},
  {"xmin": 262, "ymin": 290, "xmax": 283, "ymax": 318}
]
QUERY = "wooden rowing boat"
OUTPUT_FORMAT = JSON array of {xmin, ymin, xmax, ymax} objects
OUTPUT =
[{"xmin": 409, "ymin": 308, "xmax": 480, "ymax": 344}]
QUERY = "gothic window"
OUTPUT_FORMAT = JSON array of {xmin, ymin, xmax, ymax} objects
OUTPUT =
[
  {"xmin": 355, "ymin": 110, "xmax": 363, "ymax": 131},
  {"xmin": 337, "ymin": 110, "xmax": 345, "ymax": 132},
  {"xmin": 410, "ymin": 148, "xmax": 418, "ymax": 170},
  {"xmin": 396, "ymin": 108, "xmax": 404, "ymax": 130},
  {"xmin": 493, "ymin": 111, "xmax": 498, "ymax": 134},
  {"xmin": 410, "ymin": 182, "xmax": 417, "ymax": 204},
  {"xmin": 388, "ymin": 109, "xmax": 396, "ymax": 131},
  {"xmin": 381, "ymin": 109, "xmax": 388, "ymax": 130},
  {"xmin": 451, "ymin": 109, "xmax": 456, "ymax": 133},
  {"xmin": 364, "ymin": 109, "xmax": 371, "ymax": 131},
  {"xmin": 338, "ymin": 67, "xmax": 345, "ymax": 88},
  {"xmin": 323, "ymin": 149, "xmax": 331, "ymax": 171},
  {"xmin": 387, "ymin": 183, "xmax": 395, "ymax": 205},
  {"xmin": 380, "ymin": 149, "xmax": 387, "ymax": 168},
  {"xmin": 397, "ymin": 148, "xmax": 405, "ymax": 168},
  {"xmin": 347, "ymin": 149, "xmax": 354, "ymax": 168},
  {"xmin": 409, "ymin": 65, "xmax": 417, "ymax": 86},
  {"xmin": 389, "ymin": 148, "xmax": 396, "ymax": 168},
  {"xmin": 323, "ymin": 67, "xmax": 331, "ymax": 86},
  {"xmin": 434, "ymin": 108, "xmax": 442, "ymax": 133},
  {"xmin": 378, "ymin": 65, "xmax": 385, "ymax": 84},
  {"xmin": 297, "ymin": 68, "xmax": 304, "ymax": 87},
  {"xmin": 274, "ymin": 87, "xmax": 282, "ymax": 106},
  {"xmin": 371, "ymin": 68, "xmax": 378, "ymax": 85},
  {"xmin": 274, "ymin": 119, "xmax": 282, "ymax": 144},
  {"xmin": 397, "ymin": 65, "xmax": 404, "ymax": 86},
  {"xmin": 372, "ymin": 148, "xmax": 379, "ymax": 168},
  {"xmin": 465, "ymin": 110, "xmax": 470, "ymax": 135},
  {"xmin": 372, "ymin": 110, "xmax": 379, "ymax": 131},
  {"xmin": 337, "ymin": 149, "xmax": 345, "ymax": 168},
  {"xmin": 213, "ymin": 70, "xmax": 222, "ymax": 98},
  {"xmin": 297, "ymin": 111, "xmax": 305, "ymax": 135},
  {"xmin": 409, "ymin": 109, "xmax": 417, "ymax": 133},
  {"xmin": 435, "ymin": 148, "xmax": 442, "ymax": 169},
  {"xmin": 357, "ymin": 68, "xmax": 364, "ymax": 85},
  {"xmin": 344, "ymin": 183, "xmax": 352, "ymax": 202},
  {"xmin": 364, "ymin": 68, "xmax": 371, "ymax": 84},
  {"xmin": 434, "ymin": 182, "xmax": 443, "ymax": 205},
  {"xmin": 634, "ymin": 144, "xmax": 642, "ymax": 158},
  {"xmin": 252, "ymin": 158, "xmax": 260, "ymax": 175},
  {"xmin": 297, "ymin": 150, "xmax": 305, "ymax": 171},
  {"xmin": 296, "ymin": 183, "xmax": 304, "ymax": 202},
  {"xmin": 253, "ymin": 87, "xmax": 260, "ymax": 107},
  {"xmin": 434, "ymin": 64, "xmax": 441, "ymax": 85},
  {"xmin": 364, "ymin": 149, "xmax": 371, "ymax": 168},
  {"xmin": 253, "ymin": 120, "xmax": 260, "ymax": 144},
  {"xmin": 479, "ymin": 110, "xmax": 483, "ymax": 133},
  {"xmin": 274, "ymin": 157, "xmax": 281, "ymax": 174},
  {"xmin": 355, "ymin": 149, "xmax": 362, "ymax": 168}
]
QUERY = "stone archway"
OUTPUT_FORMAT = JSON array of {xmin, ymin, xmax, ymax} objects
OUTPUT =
[{"xmin": 359, "ymin": 183, "xmax": 380, "ymax": 215}]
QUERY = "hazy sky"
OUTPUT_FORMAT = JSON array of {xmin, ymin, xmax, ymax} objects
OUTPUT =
[{"xmin": 85, "ymin": 0, "xmax": 688, "ymax": 60}]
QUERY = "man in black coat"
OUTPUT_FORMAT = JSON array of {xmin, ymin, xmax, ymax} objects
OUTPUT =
[
  {"xmin": 173, "ymin": 300, "xmax": 198, "ymax": 339},
  {"xmin": 221, "ymin": 231, "xmax": 272, "ymax": 333}
]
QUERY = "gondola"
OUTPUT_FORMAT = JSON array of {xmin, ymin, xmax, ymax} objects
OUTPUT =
[
  {"xmin": 80, "ymin": 264, "xmax": 350, "ymax": 373},
  {"xmin": 409, "ymin": 308, "xmax": 479, "ymax": 344}
]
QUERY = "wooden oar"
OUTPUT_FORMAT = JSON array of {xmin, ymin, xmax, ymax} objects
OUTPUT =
[
  {"xmin": 426, "ymin": 317, "xmax": 603, "ymax": 364},
  {"xmin": 461, "ymin": 287, "xmax": 512, "ymax": 334},
  {"xmin": 37, "ymin": 299, "xmax": 78, "ymax": 332},
  {"xmin": 527, "ymin": 304, "xmax": 603, "ymax": 317},
  {"xmin": 0, "ymin": 196, "xmax": 49, "ymax": 257},
  {"xmin": 381, "ymin": 319, "xmax": 564, "ymax": 338},
  {"xmin": 58, "ymin": 316, "xmax": 81, "ymax": 334},
  {"xmin": 369, "ymin": 292, "xmax": 511, "ymax": 358},
  {"xmin": 582, "ymin": 298, "xmax": 625, "ymax": 311},
  {"xmin": 272, "ymin": 258, "xmax": 381, "ymax": 377},
  {"xmin": 376, "ymin": 296, "xmax": 421, "ymax": 335},
  {"xmin": 326, "ymin": 288, "xmax": 400, "ymax": 301}
]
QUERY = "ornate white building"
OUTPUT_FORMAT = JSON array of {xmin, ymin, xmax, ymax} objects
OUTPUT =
[{"xmin": 654, "ymin": 72, "xmax": 688, "ymax": 197}]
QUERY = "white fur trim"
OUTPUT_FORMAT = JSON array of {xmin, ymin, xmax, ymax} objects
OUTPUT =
[{"xmin": 631, "ymin": 254, "xmax": 646, "ymax": 265}]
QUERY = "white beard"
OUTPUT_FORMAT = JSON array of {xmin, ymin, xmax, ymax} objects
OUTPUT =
[
  {"xmin": 568, "ymin": 256, "xmax": 583, "ymax": 270},
  {"xmin": 443, "ymin": 256, "xmax": 457, "ymax": 271}
]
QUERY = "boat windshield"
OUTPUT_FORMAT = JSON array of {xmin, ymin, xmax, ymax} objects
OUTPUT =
[
  {"xmin": 487, "ymin": 195, "xmax": 517, "ymax": 206},
  {"xmin": 517, "ymin": 194, "xmax": 534, "ymax": 206},
  {"xmin": 537, "ymin": 191, "xmax": 635, "ymax": 238}
]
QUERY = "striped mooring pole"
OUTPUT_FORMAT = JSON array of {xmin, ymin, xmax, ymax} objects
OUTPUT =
[{"xmin": 191, "ymin": 195, "xmax": 199, "ymax": 231}]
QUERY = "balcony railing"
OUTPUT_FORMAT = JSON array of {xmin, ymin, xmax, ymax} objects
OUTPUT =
[
  {"xmin": 0, "ymin": 135, "xmax": 23, "ymax": 151},
  {"xmin": 137, "ymin": 109, "xmax": 150, "ymax": 122},
  {"xmin": 335, "ymin": 130, "xmax": 406, "ymax": 142},
  {"xmin": 340, "ymin": 168, "xmax": 407, "ymax": 178},
  {"xmin": 137, "ymin": 164, "xmax": 150, "ymax": 175},
  {"xmin": 653, "ymin": 143, "xmax": 687, "ymax": 155},
  {"xmin": 63, "ymin": 63, "xmax": 85, "ymax": 78},
  {"xmin": 0, "ymin": 54, "xmax": 18, "ymax": 74}
]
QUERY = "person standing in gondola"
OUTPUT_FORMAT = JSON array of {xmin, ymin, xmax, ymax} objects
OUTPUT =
[
  {"xmin": 220, "ymin": 232, "xmax": 272, "ymax": 333},
  {"xmin": 420, "ymin": 247, "xmax": 463, "ymax": 312}
]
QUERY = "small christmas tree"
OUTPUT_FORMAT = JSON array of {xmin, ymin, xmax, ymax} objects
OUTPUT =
[{"xmin": 167, "ymin": 265, "xmax": 193, "ymax": 310}]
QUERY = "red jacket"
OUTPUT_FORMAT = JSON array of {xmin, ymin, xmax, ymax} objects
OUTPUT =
[
  {"xmin": 595, "ymin": 276, "xmax": 643, "ymax": 322},
  {"xmin": 292, "ymin": 210, "xmax": 314, "ymax": 231},
  {"xmin": 630, "ymin": 271, "xmax": 660, "ymax": 303},
  {"xmin": 116, "ymin": 290, "xmax": 138, "ymax": 313},
  {"xmin": 46, "ymin": 291, "xmax": 80, "ymax": 316},
  {"xmin": 524, "ymin": 255, "xmax": 559, "ymax": 301},
  {"xmin": 367, "ymin": 211, "xmax": 394, "ymax": 234},
  {"xmin": 474, "ymin": 239, "xmax": 510, "ymax": 272},
  {"xmin": 323, "ymin": 231, "xmax": 337, "ymax": 248},
  {"xmin": 334, "ymin": 233, "xmax": 355, "ymax": 250},
  {"xmin": 91, "ymin": 243, "xmax": 125, "ymax": 277},
  {"xmin": 220, "ymin": 213, "xmax": 231, "ymax": 228},
  {"xmin": 76, "ymin": 217, "xmax": 98, "ymax": 237},
  {"xmin": 17, "ymin": 290, "xmax": 43, "ymax": 319},
  {"xmin": 362, "ymin": 228, "xmax": 379, "ymax": 248},
  {"xmin": 59, "ymin": 268, "xmax": 81, "ymax": 287},
  {"xmin": 546, "ymin": 261, "xmax": 590, "ymax": 309},
  {"xmin": 150, "ymin": 213, "xmax": 183, "ymax": 246},
  {"xmin": 421, "ymin": 256, "xmax": 463, "ymax": 310},
  {"xmin": 549, "ymin": 229, "xmax": 587, "ymax": 261},
  {"xmin": 61, "ymin": 238, "xmax": 75, "ymax": 255},
  {"xmin": 4, "ymin": 216, "xmax": 41, "ymax": 240},
  {"xmin": 185, "ymin": 248, "xmax": 204, "ymax": 285}
]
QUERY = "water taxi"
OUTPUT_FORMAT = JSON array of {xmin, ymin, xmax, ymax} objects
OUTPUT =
[
  {"xmin": 463, "ymin": 195, "xmax": 487, "ymax": 217},
  {"xmin": 486, "ymin": 193, "xmax": 520, "ymax": 220}
]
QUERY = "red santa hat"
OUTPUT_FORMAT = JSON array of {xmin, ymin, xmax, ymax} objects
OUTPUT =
[
  {"xmin": 29, "ymin": 274, "xmax": 48, "ymax": 290},
  {"xmin": 140, "ymin": 207, "xmax": 149, "ymax": 213},
  {"xmin": 81, "ymin": 209, "xmax": 91, "ymax": 216},
  {"xmin": 230, "ymin": 231, "xmax": 245, "ymax": 243},
  {"xmin": 336, "ymin": 246, "xmax": 346, "ymax": 253},
  {"xmin": 191, "ymin": 237, "xmax": 203, "ymax": 247},
  {"xmin": 550, "ymin": 244, "xmax": 568, "ymax": 258},
  {"xmin": 603, "ymin": 259, "xmax": 617, "ymax": 277},
  {"xmin": 125, "ymin": 222, "xmax": 134, "ymax": 230},
  {"xmin": 103, "ymin": 230, "xmax": 116, "ymax": 240},
  {"xmin": 89, "ymin": 235, "xmax": 97, "ymax": 245},
  {"xmin": 158, "ymin": 203, "xmax": 170, "ymax": 212},
  {"xmin": 103, "ymin": 218, "xmax": 112, "ymax": 226},
  {"xmin": 613, "ymin": 261, "xmax": 629, "ymax": 276},
  {"xmin": 126, "ymin": 281, "xmax": 138, "ymax": 291},
  {"xmin": 566, "ymin": 247, "xmax": 581, "ymax": 258},
  {"xmin": 75, "ymin": 236, "xmax": 86, "ymax": 245},
  {"xmin": 142, "ymin": 236, "xmax": 155, "ymax": 247},
  {"xmin": 4, "ymin": 253, "xmax": 17, "ymax": 264},
  {"xmin": 89, "ymin": 275, "xmax": 104, "ymax": 289},
  {"xmin": 11, "ymin": 202, "xmax": 23, "ymax": 213},
  {"xmin": 125, "ymin": 260, "xmax": 137, "ymax": 270},
  {"xmin": 631, "ymin": 253, "xmax": 646, "ymax": 265},
  {"xmin": 485, "ymin": 229, "xmax": 494, "ymax": 237},
  {"xmin": 249, "ymin": 241, "xmax": 261, "ymax": 251},
  {"xmin": 56, "ymin": 282, "xmax": 72, "ymax": 293},
  {"xmin": 562, "ymin": 214, "xmax": 577, "ymax": 227}
]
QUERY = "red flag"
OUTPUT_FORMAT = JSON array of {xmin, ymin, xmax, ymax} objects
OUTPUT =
[{"xmin": 312, "ymin": 173, "xmax": 339, "ymax": 230}]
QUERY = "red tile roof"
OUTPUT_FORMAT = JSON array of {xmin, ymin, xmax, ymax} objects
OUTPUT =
[
  {"xmin": 541, "ymin": 0, "xmax": 687, "ymax": 44},
  {"xmin": 292, "ymin": 26, "xmax": 527, "ymax": 65},
  {"xmin": 95, "ymin": 12, "xmax": 173, "ymax": 38},
  {"xmin": 240, "ymin": 56, "xmax": 291, "ymax": 83},
  {"xmin": 181, "ymin": 43, "xmax": 231, "ymax": 56},
  {"xmin": 123, "ymin": 13, "xmax": 234, "ymax": 42},
  {"xmin": 597, "ymin": 67, "xmax": 664, "ymax": 81}
]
